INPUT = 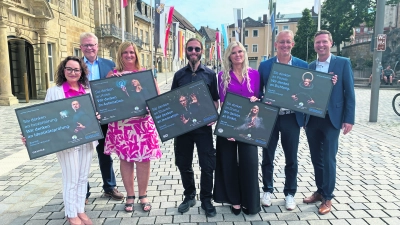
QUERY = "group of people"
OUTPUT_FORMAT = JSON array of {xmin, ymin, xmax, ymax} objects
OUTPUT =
[
  {"xmin": 22, "ymin": 28, "xmax": 355, "ymax": 224},
  {"xmin": 171, "ymin": 29, "xmax": 354, "ymax": 218}
]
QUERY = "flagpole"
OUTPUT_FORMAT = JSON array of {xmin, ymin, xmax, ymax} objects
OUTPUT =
[
  {"xmin": 317, "ymin": 0, "xmax": 321, "ymax": 31},
  {"xmin": 241, "ymin": 8, "xmax": 244, "ymax": 44},
  {"xmin": 121, "ymin": 1, "xmax": 125, "ymax": 42}
]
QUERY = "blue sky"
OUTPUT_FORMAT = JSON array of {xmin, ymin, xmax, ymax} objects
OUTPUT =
[{"xmin": 141, "ymin": 0, "xmax": 317, "ymax": 30}]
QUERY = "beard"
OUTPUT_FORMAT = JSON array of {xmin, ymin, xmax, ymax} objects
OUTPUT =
[{"xmin": 187, "ymin": 53, "xmax": 201, "ymax": 68}]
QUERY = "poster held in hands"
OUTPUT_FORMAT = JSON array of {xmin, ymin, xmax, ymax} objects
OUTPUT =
[
  {"xmin": 15, "ymin": 94, "xmax": 103, "ymax": 160},
  {"xmin": 90, "ymin": 70, "xmax": 157, "ymax": 124},
  {"xmin": 263, "ymin": 63, "xmax": 333, "ymax": 118},
  {"xmin": 215, "ymin": 93, "xmax": 279, "ymax": 148},
  {"xmin": 146, "ymin": 79, "xmax": 218, "ymax": 142}
]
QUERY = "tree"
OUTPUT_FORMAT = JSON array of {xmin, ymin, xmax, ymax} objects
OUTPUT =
[
  {"xmin": 292, "ymin": 9, "xmax": 317, "ymax": 62},
  {"xmin": 321, "ymin": 0, "xmax": 400, "ymax": 55}
]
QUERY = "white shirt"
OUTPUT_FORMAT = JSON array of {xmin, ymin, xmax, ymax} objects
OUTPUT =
[
  {"xmin": 316, "ymin": 54, "xmax": 331, "ymax": 73},
  {"xmin": 276, "ymin": 56, "xmax": 292, "ymax": 112}
]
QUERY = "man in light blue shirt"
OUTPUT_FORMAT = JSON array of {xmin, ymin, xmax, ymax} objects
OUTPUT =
[{"xmin": 79, "ymin": 32, "xmax": 123, "ymax": 203}]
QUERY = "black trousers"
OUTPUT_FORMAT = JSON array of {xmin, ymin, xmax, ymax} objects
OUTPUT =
[
  {"xmin": 213, "ymin": 136, "xmax": 261, "ymax": 215},
  {"xmin": 87, "ymin": 123, "xmax": 117, "ymax": 198},
  {"xmin": 175, "ymin": 130, "xmax": 215, "ymax": 202}
]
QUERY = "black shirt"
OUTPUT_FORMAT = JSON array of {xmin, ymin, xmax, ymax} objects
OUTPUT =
[{"xmin": 171, "ymin": 63, "xmax": 219, "ymax": 133}]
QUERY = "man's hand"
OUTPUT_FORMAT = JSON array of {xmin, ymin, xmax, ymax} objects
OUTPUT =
[
  {"xmin": 74, "ymin": 122, "xmax": 86, "ymax": 133},
  {"xmin": 330, "ymin": 73, "xmax": 338, "ymax": 85},
  {"xmin": 249, "ymin": 96, "xmax": 259, "ymax": 102},
  {"xmin": 291, "ymin": 95, "xmax": 298, "ymax": 101},
  {"xmin": 180, "ymin": 115, "xmax": 189, "ymax": 124},
  {"xmin": 227, "ymin": 138, "xmax": 236, "ymax": 142},
  {"xmin": 342, "ymin": 123, "xmax": 353, "ymax": 135},
  {"xmin": 207, "ymin": 121, "xmax": 216, "ymax": 126}
]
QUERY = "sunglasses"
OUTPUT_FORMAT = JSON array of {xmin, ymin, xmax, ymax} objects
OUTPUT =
[{"xmin": 187, "ymin": 47, "xmax": 201, "ymax": 52}]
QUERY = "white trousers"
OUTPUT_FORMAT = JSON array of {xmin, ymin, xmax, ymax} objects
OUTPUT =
[{"xmin": 56, "ymin": 143, "xmax": 93, "ymax": 217}]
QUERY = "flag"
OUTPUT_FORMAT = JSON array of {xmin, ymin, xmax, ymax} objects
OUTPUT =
[
  {"xmin": 122, "ymin": 0, "xmax": 128, "ymax": 8},
  {"xmin": 210, "ymin": 44, "xmax": 215, "ymax": 61},
  {"xmin": 214, "ymin": 41, "xmax": 217, "ymax": 60},
  {"xmin": 216, "ymin": 31, "xmax": 222, "ymax": 60},
  {"xmin": 221, "ymin": 24, "xmax": 229, "ymax": 50},
  {"xmin": 173, "ymin": 22, "xmax": 179, "ymax": 61},
  {"xmin": 271, "ymin": 13, "xmax": 275, "ymax": 32},
  {"xmin": 233, "ymin": 8, "xmax": 243, "ymax": 42},
  {"xmin": 154, "ymin": 0, "xmax": 165, "ymax": 48},
  {"xmin": 178, "ymin": 31, "xmax": 183, "ymax": 60},
  {"xmin": 314, "ymin": 0, "xmax": 320, "ymax": 14},
  {"xmin": 163, "ymin": 6, "xmax": 174, "ymax": 57}
]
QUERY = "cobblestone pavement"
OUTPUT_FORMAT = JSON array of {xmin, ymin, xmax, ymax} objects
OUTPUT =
[{"xmin": 0, "ymin": 78, "xmax": 399, "ymax": 224}]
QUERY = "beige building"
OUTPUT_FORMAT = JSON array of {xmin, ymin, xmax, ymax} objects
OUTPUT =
[{"xmin": 1, "ymin": 0, "xmax": 190, "ymax": 106}]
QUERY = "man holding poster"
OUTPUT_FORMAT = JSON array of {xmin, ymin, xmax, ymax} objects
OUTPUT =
[
  {"xmin": 171, "ymin": 38, "xmax": 219, "ymax": 217},
  {"xmin": 303, "ymin": 30, "xmax": 355, "ymax": 215},
  {"xmin": 258, "ymin": 30, "xmax": 307, "ymax": 210},
  {"xmin": 79, "ymin": 32, "xmax": 124, "ymax": 202}
]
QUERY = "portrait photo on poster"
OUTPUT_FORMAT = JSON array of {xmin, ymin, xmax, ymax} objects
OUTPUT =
[
  {"xmin": 90, "ymin": 70, "xmax": 157, "ymax": 124},
  {"xmin": 146, "ymin": 79, "xmax": 218, "ymax": 142},
  {"xmin": 263, "ymin": 63, "xmax": 333, "ymax": 118},
  {"xmin": 214, "ymin": 93, "xmax": 279, "ymax": 148},
  {"xmin": 15, "ymin": 94, "xmax": 103, "ymax": 160}
]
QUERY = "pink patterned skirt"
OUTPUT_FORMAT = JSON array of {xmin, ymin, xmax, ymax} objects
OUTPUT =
[{"xmin": 104, "ymin": 115, "xmax": 162, "ymax": 162}]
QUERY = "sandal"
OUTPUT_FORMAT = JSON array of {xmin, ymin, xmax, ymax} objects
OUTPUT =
[
  {"xmin": 139, "ymin": 195, "xmax": 152, "ymax": 212},
  {"xmin": 124, "ymin": 196, "xmax": 135, "ymax": 212}
]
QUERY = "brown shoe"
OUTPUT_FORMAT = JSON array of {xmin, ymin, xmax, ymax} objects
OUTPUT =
[
  {"xmin": 318, "ymin": 200, "xmax": 332, "ymax": 215},
  {"xmin": 303, "ymin": 192, "xmax": 323, "ymax": 203},
  {"xmin": 104, "ymin": 188, "xmax": 124, "ymax": 200}
]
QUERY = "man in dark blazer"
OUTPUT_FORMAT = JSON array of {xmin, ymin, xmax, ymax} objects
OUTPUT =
[
  {"xmin": 79, "ymin": 32, "xmax": 124, "ymax": 203},
  {"xmin": 258, "ymin": 30, "xmax": 307, "ymax": 211},
  {"xmin": 303, "ymin": 30, "xmax": 355, "ymax": 215}
]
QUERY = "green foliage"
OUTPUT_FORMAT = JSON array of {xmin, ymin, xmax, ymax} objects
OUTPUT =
[{"xmin": 292, "ymin": 8, "xmax": 317, "ymax": 62}]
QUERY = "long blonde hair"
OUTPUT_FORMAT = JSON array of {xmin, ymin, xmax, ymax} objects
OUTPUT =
[
  {"xmin": 220, "ymin": 41, "xmax": 252, "ymax": 95},
  {"xmin": 115, "ymin": 41, "xmax": 142, "ymax": 72}
]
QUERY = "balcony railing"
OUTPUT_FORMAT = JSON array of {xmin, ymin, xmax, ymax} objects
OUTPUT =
[{"xmin": 100, "ymin": 24, "xmax": 143, "ymax": 48}]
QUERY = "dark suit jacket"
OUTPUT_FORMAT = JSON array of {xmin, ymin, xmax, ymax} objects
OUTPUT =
[
  {"xmin": 98, "ymin": 57, "xmax": 116, "ymax": 79},
  {"xmin": 306, "ymin": 55, "xmax": 355, "ymax": 129},
  {"xmin": 258, "ymin": 56, "xmax": 308, "ymax": 127}
]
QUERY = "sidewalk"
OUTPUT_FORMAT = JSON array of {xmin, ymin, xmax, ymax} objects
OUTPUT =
[{"xmin": 0, "ymin": 87, "xmax": 399, "ymax": 224}]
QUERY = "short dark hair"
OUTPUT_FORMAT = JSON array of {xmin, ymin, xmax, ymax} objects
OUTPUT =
[
  {"xmin": 314, "ymin": 30, "xmax": 333, "ymax": 42},
  {"xmin": 55, "ymin": 56, "xmax": 89, "ymax": 87},
  {"xmin": 185, "ymin": 38, "xmax": 203, "ymax": 50}
]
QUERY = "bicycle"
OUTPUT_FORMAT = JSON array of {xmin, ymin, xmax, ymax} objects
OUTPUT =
[{"xmin": 392, "ymin": 92, "xmax": 400, "ymax": 116}]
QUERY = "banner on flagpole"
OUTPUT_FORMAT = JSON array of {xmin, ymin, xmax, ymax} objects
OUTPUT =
[
  {"xmin": 233, "ymin": 8, "xmax": 243, "ymax": 42},
  {"xmin": 221, "ymin": 24, "xmax": 229, "ymax": 50},
  {"xmin": 163, "ymin": 6, "xmax": 174, "ymax": 57},
  {"xmin": 173, "ymin": 22, "xmax": 179, "ymax": 61}
]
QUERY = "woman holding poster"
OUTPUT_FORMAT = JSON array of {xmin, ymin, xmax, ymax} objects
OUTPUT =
[
  {"xmin": 21, "ymin": 56, "xmax": 95, "ymax": 225},
  {"xmin": 104, "ymin": 41, "xmax": 161, "ymax": 213},
  {"xmin": 213, "ymin": 41, "xmax": 261, "ymax": 215}
]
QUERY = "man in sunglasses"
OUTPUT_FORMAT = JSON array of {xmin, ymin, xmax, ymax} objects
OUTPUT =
[
  {"xmin": 79, "ymin": 32, "xmax": 124, "ymax": 203},
  {"xmin": 171, "ymin": 38, "xmax": 219, "ymax": 217}
]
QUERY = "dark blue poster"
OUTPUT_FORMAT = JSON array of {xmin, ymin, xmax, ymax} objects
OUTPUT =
[
  {"xmin": 90, "ymin": 70, "xmax": 157, "ymax": 124},
  {"xmin": 214, "ymin": 93, "xmax": 279, "ymax": 148},
  {"xmin": 262, "ymin": 63, "xmax": 333, "ymax": 118},
  {"xmin": 146, "ymin": 80, "xmax": 218, "ymax": 142},
  {"xmin": 15, "ymin": 94, "xmax": 103, "ymax": 160}
]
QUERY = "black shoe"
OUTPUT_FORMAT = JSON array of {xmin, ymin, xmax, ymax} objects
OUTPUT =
[
  {"xmin": 368, "ymin": 83, "xmax": 371, "ymax": 86},
  {"xmin": 390, "ymin": 83, "xmax": 393, "ymax": 85},
  {"xmin": 201, "ymin": 201, "xmax": 216, "ymax": 217},
  {"xmin": 386, "ymin": 83, "xmax": 389, "ymax": 85},
  {"xmin": 230, "ymin": 205, "xmax": 241, "ymax": 215},
  {"xmin": 178, "ymin": 197, "xmax": 196, "ymax": 213}
]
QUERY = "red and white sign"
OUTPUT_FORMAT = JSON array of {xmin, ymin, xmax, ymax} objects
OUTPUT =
[{"xmin": 377, "ymin": 34, "xmax": 386, "ymax": 51}]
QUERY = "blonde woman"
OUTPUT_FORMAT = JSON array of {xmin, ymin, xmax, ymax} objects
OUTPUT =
[
  {"xmin": 104, "ymin": 41, "xmax": 161, "ymax": 213},
  {"xmin": 213, "ymin": 41, "xmax": 261, "ymax": 215}
]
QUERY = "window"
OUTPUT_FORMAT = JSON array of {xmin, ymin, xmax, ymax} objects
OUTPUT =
[
  {"xmin": 355, "ymin": 28, "xmax": 360, "ymax": 33},
  {"xmin": 140, "ymin": 29, "xmax": 143, "ymax": 40},
  {"xmin": 364, "ymin": 27, "xmax": 368, "ymax": 33},
  {"xmin": 135, "ymin": 27, "xmax": 138, "ymax": 37},
  {"xmin": 231, "ymin": 30, "xmax": 235, "ymax": 37},
  {"xmin": 48, "ymin": 43, "xmax": 54, "ymax": 82},
  {"xmin": 73, "ymin": 48, "xmax": 80, "ymax": 57},
  {"xmin": 71, "ymin": 0, "xmax": 79, "ymax": 17},
  {"xmin": 145, "ymin": 31, "xmax": 149, "ymax": 43},
  {"xmin": 244, "ymin": 44, "xmax": 248, "ymax": 52},
  {"xmin": 244, "ymin": 30, "xmax": 248, "ymax": 37},
  {"xmin": 253, "ymin": 30, "xmax": 258, "ymax": 37},
  {"xmin": 141, "ymin": 54, "xmax": 145, "ymax": 67},
  {"xmin": 252, "ymin": 44, "xmax": 258, "ymax": 53},
  {"xmin": 283, "ymin": 26, "xmax": 289, "ymax": 30}
]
